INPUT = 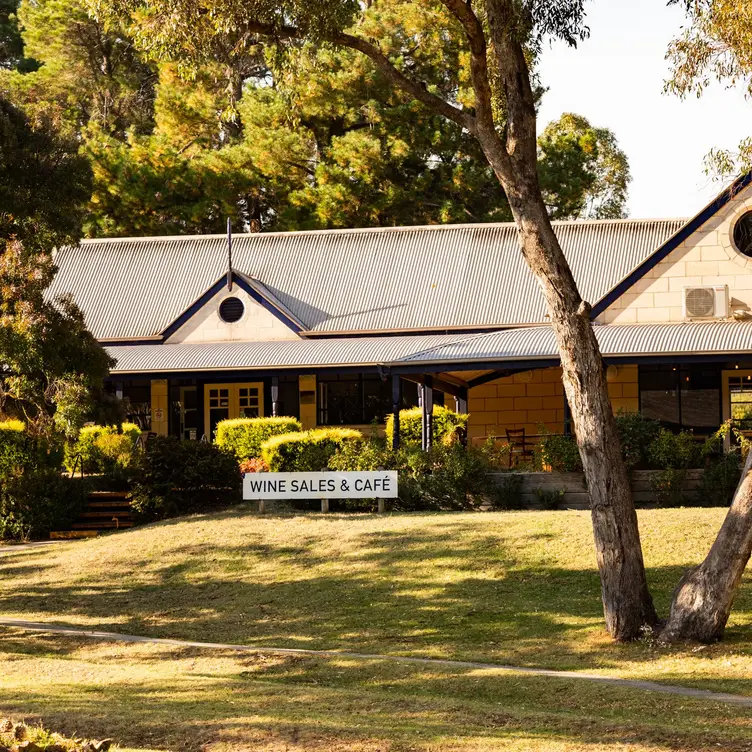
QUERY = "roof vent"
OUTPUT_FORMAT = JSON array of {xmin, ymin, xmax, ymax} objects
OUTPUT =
[
  {"xmin": 219, "ymin": 296, "xmax": 245, "ymax": 323},
  {"xmin": 683, "ymin": 285, "xmax": 729, "ymax": 320}
]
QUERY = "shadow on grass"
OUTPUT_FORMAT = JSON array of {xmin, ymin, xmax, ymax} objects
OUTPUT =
[
  {"xmin": 0, "ymin": 510, "xmax": 750, "ymax": 687},
  {"xmin": 0, "ymin": 635, "xmax": 750, "ymax": 752}
]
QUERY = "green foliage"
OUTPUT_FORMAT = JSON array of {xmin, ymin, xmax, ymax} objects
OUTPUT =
[
  {"xmin": 647, "ymin": 428, "xmax": 700, "ymax": 471},
  {"xmin": 537, "ymin": 433, "xmax": 582, "ymax": 472},
  {"xmin": 328, "ymin": 436, "xmax": 512, "ymax": 511},
  {"xmin": 614, "ymin": 411, "xmax": 661, "ymax": 470},
  {"xmin": 385, "ymin": 406, "xmax": 468, "ymax": 448},
  {"xmin": 214, "ymin": 416, "xmax": 302, "ymax": 461},
  {"xmin": 262, "ymin": 428, "xmax": 363, "ymax": 472},
  {"xmin": 0, "ymin": 469, "xmax": 85, "ymax": 539},
  {"xmin": 64, "ymin": 422, "xmax": 141, "ymax": 474},
  {"xmin": 700, "ymin": 449, "xmax": 741, "ymax": 507},
  {"xmin": 649, "ymin": 469, "xmax": 688, "ymax": 508},
  {"xmin": 130, "ymin": 436, "xmax": 241, "ymax": 520},
  {"xmin": 493, "ymin": 473, "xmax": 526, "ymax": 511},
  {"xmin": 533, "ymin": 487, "xmax": 566, "ymax": 510}
]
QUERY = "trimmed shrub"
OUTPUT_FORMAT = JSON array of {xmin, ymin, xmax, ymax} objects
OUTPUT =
[
  {"xmin": 385, "ymin": 406, "xmax": 468, "ymax": 447},
  {"xmin": 0, "ymin": 470, "xmax": 86, "ymax": 540},
  {"xmin": 537, "ymin": 433, "xmax": 582, "ymax": 472},
  {"xmin": 65, "ymin": 422, "xmax": 141, "ymax": 474},
  {"xmin": 216, "ymin": 416, "xmax": 302, "ymax": 461},
  {"xmin": 130, "ymin": 436, "xmax": 241, "ymax": 520},
  {"xmin": 262, "ymin": 428, "xmax": 363, "ymax": 471}
]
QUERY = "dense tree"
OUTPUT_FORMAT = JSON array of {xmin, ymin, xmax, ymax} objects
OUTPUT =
[
  {"xmin": 0, "ymin": 98, "xmax": 112, "ymax": 433},
  {"xmin": 2, "ymin": 0, "xmax": 630, "ymax": 235},
  {"xmin": 99, "ymin": 0, "xmax": 656, "ymax": 640}
]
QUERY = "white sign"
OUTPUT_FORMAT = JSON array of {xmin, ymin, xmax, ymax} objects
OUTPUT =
[{"xmin": 243, "ymin": 471, "xmax": 398, "ymax": 500}]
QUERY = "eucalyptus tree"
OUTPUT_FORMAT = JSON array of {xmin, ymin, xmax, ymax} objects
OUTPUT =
[{"xmin": 99, "ymin": 0, "xmax": 656, "ymax": 640}]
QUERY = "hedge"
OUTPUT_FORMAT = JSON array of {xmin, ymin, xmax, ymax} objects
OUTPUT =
[
  {"xmin": 65, "ymin": 422, "xmax": 141, "ymax": 473},
  {"xmin": 385, "ymin": 406, "xmax": 468, "ymax": 447},
  {"xmin": 215, "ymin": 416, "xmax": 302, "ymax": 461},
  {"xmin": 261, "ymin": 428, "xmax": 363, "ymax": 471}
]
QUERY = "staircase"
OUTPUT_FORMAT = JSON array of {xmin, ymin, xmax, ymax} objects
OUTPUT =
[{"xmin": 51, "ymin": 491, "xmax": 134, "ymax": 539}]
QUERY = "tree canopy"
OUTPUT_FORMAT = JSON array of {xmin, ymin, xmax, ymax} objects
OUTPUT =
[
  {"xmin": 0, "ymin": 0, "xmax": 630, "ymax": 235},
  {"xmin": 667, "ymin": 0, "xmax": 752, "ymax": 176}
]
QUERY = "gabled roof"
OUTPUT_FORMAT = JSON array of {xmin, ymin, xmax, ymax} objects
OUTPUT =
[
  {"xmin": 49, "ymin": 218, "xmax": 685, "ymax": 341},
  {"xmin": 159, "ymin": 271, "xmax": 306, "ymax": 341}
]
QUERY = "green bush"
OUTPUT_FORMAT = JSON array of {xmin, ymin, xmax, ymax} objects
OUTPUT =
[
  {"xmin": 537, "ymin": 433, "xmax": 582, "ymax": 472},
  {"xmin": 0, "ymin": 470, "xmax": 86, "ymax": 540},
  {"xmin": 649, "ymin": 468, "xmax": 687, "ymax": 508},
  {"xmin": 130, "ymin": 436, "xmax": 241, "ymax": 521},
  {"xmin": 215, "ymin": 416, "xmax": 302, "ymax": 461},
  {"xmin": 614, "ymin": 411, "xmax": 661, "ymax": 469},
  {"xmin": 328, "ymin": 436, "xmax": 511, "ymax": 511},
  {"xmin": 65, "ymin": 422, "xmax": 141, "ymax": 474},
  {"xmin": 699, "ymin": 450, "xmax": 741, "ymax": 506},
  {"xmin": 385, "ymin": 406, "xmax": 468, "ymax": 447},
  {"xmin": 533, "ymin": 487, "xmax": 566, "ymax": 510},
  {"xmin": 262, "ymin": 428, "xmax": 363, "ymax": 472},
  {"xmin": 647, "ymin": 428, "xmax": 699, "ymax": 470}
]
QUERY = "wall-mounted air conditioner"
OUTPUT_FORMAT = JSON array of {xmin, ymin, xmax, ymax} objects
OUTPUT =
[{"xmin": 683, "ymin": 285, "xmax": 729, "ymax": 320}]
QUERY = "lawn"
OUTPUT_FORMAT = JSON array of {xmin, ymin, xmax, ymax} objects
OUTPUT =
[{"xmin": 1, "ymin": 508, "xmax": 751, "ymax": 751}]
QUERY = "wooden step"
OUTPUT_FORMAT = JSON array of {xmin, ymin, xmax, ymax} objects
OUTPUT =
[
  {"xmin": 80, "ymin": 511, "xmax": 132, "ymax": 519},
  {"xmin": 71, "ymin": 521, "xmax": 134, "ymax": 530},
  {"xmin": 87, "ymin": 491, "xmax": 130, "ymax": 500},
  {"xmin": 50, "ymin": 530, "xmax": 99, "ymax": 539},
  {"xmin": 85, "ymin": 500, "xmax": 131, "ymax": 508}
]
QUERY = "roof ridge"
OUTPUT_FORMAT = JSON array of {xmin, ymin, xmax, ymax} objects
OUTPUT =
[{"xmin": 74, "ymin": 217, "xmax": 687, "ymax": 246}]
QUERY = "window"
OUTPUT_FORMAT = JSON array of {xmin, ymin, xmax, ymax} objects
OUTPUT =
[
  {"xmin": 728, "ymin": 375, "xmax": 752, "ymax": 430},
  {"xmin": 318, "ymin": 375, "xmax": 421, "ymax": 425},
  {"xmin": 219, "ymin": 296, "xmax": 245, "ymax": 323},
  {"xmin": 639, "ymin": 365, "xmax": 721, "ymax": 432},
  {"xmin": 733, "ymin": 211, "xmax": 752, "ymax": 258}
]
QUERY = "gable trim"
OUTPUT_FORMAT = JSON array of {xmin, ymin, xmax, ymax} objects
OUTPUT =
[
  {"xmin": 590, "ymin": 172, "xmax": 752, "ymax": 319},
  {"xmin": 160, "ymin": 272, "xmax": 305, "ymax": 342}
]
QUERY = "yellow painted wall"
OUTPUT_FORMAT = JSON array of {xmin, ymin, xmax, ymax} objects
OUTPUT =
[
  {"xmin": 597, "ymin": 183, "xmax": 752, "ymax": 324},
  {"xmin": 467, "ymin": 365, "xmax": 639, "ymax": 442},
  {"xmin": 150, "ymin": 379, "xmax": 169, "ymax": 436},
  {"xmin": 299, "ymin": 374, "xmax": 317, "ymax": 430}
]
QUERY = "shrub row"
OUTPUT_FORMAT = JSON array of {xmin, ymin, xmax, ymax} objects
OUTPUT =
[
  {"xmin": 385, "ymin": 406, "xmax": 468, "ymax": 447},
  {"xmin": 64, "ymin": 422, "xmax": 141, "ymax": 474},
  {"xmin": 216, "ymin": 416, "xmax": 302, "ymax": 460},
  {"xmin": 261, "ymin": 427, "xmax": 363, "ymax": 471}
]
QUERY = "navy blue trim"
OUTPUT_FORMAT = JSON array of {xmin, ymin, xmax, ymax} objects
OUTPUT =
[
  {"xmin": 591, "ymin": 172, "xmax": 752, "ymax": 319},
  {"xmin": 160, "ymin": 277, "xmax": 228, "ymax": 341},
  {"xmin": 231, "ymin": 274, "xmax": 303, "ymax": 334},
  {"xmin": 100, "ymin": 339, "xmax": 163, "ymax": 347},
  {"xmin": 158, "ymin": 272, "xmax": 303, "ymax": 341}
]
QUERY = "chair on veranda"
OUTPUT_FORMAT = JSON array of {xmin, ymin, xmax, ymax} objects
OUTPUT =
[{"xmin": 505, "ymin": 427, "xmax": 527, "ymax": 468}]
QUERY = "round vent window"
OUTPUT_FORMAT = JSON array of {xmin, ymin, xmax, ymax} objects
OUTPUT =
[
  {"xmin": 219, "ymin": 296, "xmax": 245, "ymax": 323},
  {"xmin": 733, "ymin": 211, "xmax": 752, "ymax": 257},
  {"xmin": 685, "ymin": 287, "xmax": 715, "ymax": 318}
]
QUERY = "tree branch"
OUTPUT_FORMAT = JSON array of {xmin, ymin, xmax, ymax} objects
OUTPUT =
[{"xmin": 242, "ymin": 21, "xmax": 477, "ymax": 134}]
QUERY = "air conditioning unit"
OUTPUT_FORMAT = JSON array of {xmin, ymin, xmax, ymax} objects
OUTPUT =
[{"xmin": 683, "ymin": 285, "xmax": 729, "ymax": 320}]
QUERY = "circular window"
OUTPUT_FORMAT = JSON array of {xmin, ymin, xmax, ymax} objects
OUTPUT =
[
  {"xmin": 219, "ymin": 296, "xmax": 245, "ymax": 323},
  {"xmin": 733, "ymin": 211, "xmax": 752, "ymax": 257}
]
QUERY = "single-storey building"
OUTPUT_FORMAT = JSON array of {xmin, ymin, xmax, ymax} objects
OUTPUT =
[{"xmin": 48, "ymin": 173, "xmax": 752, "ymax": 450}]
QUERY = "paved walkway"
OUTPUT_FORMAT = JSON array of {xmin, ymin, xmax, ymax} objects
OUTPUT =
[
  {"xmin": 0, "ymin": 541, "xmax": 69, "ymax": 555},
  {"xmin": 1, "ymin": 618, "xmax": 750, "ymax": 707}
]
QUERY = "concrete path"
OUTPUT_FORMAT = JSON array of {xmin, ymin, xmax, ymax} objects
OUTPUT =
[
  {"xmin": 0, "ymin": 541, "xmax": 69, "ymax": 555},
  {"xmin": 1, "ymin": 618, "xmax": 750, "ymax": 707}
]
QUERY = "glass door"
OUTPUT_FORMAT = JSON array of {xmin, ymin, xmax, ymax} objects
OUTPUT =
[{"xmin": 204, "ymin": 383, "xmax": 265, "ymax": 440}]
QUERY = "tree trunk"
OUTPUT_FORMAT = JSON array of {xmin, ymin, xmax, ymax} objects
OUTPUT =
[
  {"xmin": 504, "ymin": 182, "xmax": 658, "ymax": 640},
  {"xmin": 661, "ymin": 450, "xmax": 752, "ymax": 643}
]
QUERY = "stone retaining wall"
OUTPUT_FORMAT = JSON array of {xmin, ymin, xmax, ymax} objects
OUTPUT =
[{"xmin": 491, "ymin": 469, "xmax": 705, "ymax": 509}]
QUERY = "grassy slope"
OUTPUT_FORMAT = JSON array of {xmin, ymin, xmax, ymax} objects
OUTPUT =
[{"xmin": 1, "ymin": 508, "xmax": 751, "ymax": 751}]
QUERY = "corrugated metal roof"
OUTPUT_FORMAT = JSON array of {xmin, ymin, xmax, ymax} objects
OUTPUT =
[
  {"xmin": 107, "ymin": 333, "xmax": 463, "ymax": 374},
  {"xmin": 108, "ymin": 321, "xmax": 752, "ymax": 374},
  {"xmin": 399, "ymin": 321, "xmax": 752, "ymax": 365},
  {"xmin": 50, "ymin": 218, "xmax": 686, "ymax": 340}
]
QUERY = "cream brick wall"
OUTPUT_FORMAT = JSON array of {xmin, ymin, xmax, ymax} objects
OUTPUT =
[
  {"xmin": 596, "ymin": 183, "xmax": 752, "ymax": 324},
  {"xmin": 467, "ymin": 365, "xmax": 638, "ymax": 441},
  {"xmin": 167, "ymin": 285, "xmax": 300, "ymax": 343}
]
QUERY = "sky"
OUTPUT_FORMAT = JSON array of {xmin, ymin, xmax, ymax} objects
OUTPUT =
[{"xmin": 536, "ymin": 0, "xmax": 751, "ymax": 219}]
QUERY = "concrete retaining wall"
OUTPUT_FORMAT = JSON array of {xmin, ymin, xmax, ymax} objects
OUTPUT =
[{"xmin": 491, "ymin": 469, "xmax": 705, "ymax": 509}]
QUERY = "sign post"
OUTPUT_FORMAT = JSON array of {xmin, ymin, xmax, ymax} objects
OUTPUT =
[{"xmin": 243, "ymin": 471, "xmax": 398, "ymax": 512}]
